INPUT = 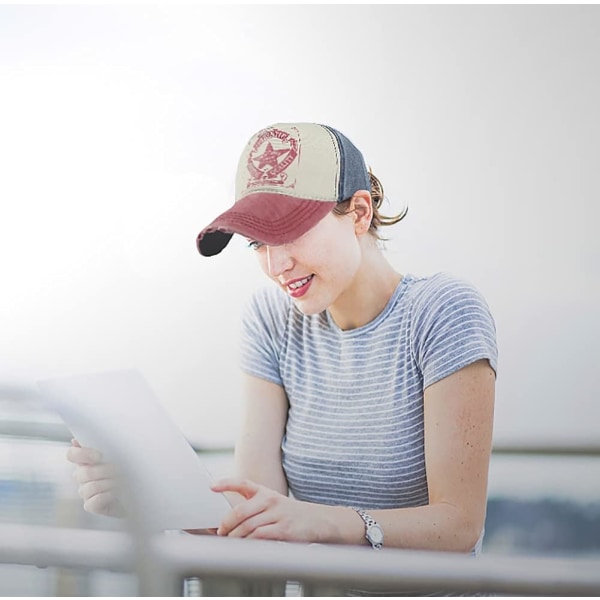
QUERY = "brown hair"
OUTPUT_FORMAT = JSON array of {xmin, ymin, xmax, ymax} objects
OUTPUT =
[{"xmin": 332, "ymin": 170, "xmax": 408, "ymax": 241}]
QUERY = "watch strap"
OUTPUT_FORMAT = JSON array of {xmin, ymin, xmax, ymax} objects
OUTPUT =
[{"xmin": 353, "ymin": 508, "xmax": 384, "ymax": 549}]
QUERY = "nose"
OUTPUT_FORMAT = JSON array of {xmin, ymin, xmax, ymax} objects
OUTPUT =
[{"xmin": 265, "ymin": 244, "xmax": 293, "ymax": 278}]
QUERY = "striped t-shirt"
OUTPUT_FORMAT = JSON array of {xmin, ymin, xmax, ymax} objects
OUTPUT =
[{"xmin": 240, "ymin": 272, "xmax": 498, "ymax": 534}]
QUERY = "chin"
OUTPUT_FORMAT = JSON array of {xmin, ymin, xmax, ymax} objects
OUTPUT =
[{"xmin": 291, "ymin": 298, "xmax": 328, "ymax": 316}]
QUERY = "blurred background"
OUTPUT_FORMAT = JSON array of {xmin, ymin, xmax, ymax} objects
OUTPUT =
[{"xmin": 1, "ymin": 4, "xmax": 599, "ymax": 595}]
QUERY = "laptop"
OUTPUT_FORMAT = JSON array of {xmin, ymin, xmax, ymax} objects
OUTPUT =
[{"xmin": 38, "ymin": 369, "xmax": 231, "ymax": 531}]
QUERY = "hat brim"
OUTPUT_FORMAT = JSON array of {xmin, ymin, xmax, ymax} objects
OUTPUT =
[{"xmin": 196, "ymin": 192, "xmax": 337, "ymax": 256}]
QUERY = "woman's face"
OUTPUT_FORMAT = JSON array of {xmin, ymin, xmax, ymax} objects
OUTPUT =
[{"xmin": 250, "ymin": 211, "xmax": 363, "ymax": 315}]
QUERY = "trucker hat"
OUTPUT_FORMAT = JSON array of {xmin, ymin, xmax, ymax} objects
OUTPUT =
[{"xmin": 196, "ymin": 122, "xmax": 371, "ymax": 257}]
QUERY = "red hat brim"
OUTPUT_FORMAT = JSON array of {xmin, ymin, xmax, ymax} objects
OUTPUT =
[{"xmin": 196, "ymin": 192, "xmax": 336, "ymax": 256}]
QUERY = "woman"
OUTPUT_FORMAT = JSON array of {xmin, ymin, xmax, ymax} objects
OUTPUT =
[{"xmin": 69, "ymin": 123, "xmax": 497, "ymax": 561}]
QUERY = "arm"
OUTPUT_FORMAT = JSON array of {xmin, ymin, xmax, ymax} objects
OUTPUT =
[
  {"xmin": 234, "ymin": 374, "xmax": 289, "ymax": 496},
  {"xmin": 213, "ymin": 359, "xmax": 495, "ymax": 552},
  {"xmin": 363, "ymin": 358, "xmax": 495, "ymax": 551}
]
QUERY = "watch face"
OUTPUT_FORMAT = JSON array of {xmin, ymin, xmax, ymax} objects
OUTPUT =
[{"xmin": 367, "ymin": 524, "xmax": 384, "ymax": 545}]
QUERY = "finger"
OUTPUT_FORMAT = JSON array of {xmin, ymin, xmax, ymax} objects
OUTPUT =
[
  {"xmin": 78, "ymin": 478, "xmax": 118, "ymax": 502},
  {"xmin": 71, "ymin": 439, "xmax": 81, "ymax": 448},
  {"xmin": 245, "ymin": 522, "xmax": 285, "ymax": 541},
  {"xmin": 66, "ymin": 445, "xmax": 103, "ymax": 465},
  {"xmin": 73, "ymin": 463, "xmax": 117, "ymax": 485},
  {"xmin": 222, "ymin": 490, "xmax": 244, "ymax": 507},
  {"xmin": 224, "ymin": 511, "xmax": 277, "ymax": 539},
  {"xmin": 211, "ymin": 478, "xmax": 260, "ymax": 500},
  {"xmin": 217, "ymin": 493, "xmax": 275, "ymax": 536},
  {"xmin": 83, "ymin": 491, "xmax": 125, "ymax": 518}
]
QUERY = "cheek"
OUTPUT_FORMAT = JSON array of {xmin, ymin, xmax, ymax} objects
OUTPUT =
[
  {"xmin": 319, "ymin": 236, "xmax": 361, "ymax": 281},
  {"xmin": 255, "ymin": 251, "xmax": 270, "ymax": 277},
  {"xmin": 335, "ymin": 222, "xmax": 362, "ymax": 260}
]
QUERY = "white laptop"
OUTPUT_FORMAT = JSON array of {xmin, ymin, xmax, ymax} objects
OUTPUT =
[{"xmin": 38, "ymin": 369, "xmax": 231, "ymax": 531}]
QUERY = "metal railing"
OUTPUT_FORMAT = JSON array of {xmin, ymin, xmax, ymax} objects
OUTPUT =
[
  {"xmin": 1, "ymin": 522, "xmax": 600, "ymax": 596},
  {"xmin": 2, "ymin": 383, "xmax": 600, "ymax": 596}
]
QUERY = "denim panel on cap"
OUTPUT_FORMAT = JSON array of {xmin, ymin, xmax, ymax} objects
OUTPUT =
[{"xmin": 325, "ymin": 126, "xmax": 371, "ymax": 201}]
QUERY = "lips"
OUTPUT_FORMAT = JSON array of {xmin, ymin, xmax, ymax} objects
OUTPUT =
[{"xmin": 284, "ymin": 274, "xmax": 314, "ymax": 298}]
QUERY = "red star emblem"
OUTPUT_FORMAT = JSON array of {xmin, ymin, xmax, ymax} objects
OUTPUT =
[{"xmin": 253, "ymin": 142, "xmax": 290, "ymax": 170}]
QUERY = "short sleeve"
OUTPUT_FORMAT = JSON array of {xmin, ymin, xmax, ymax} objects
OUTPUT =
[
  {"xmin": 410, "ymin": 274, "xmax": 498, "ymax": 389},
  {"xmin": 239, "ymin": 286, "xmax": 290, "ymax": 386}
]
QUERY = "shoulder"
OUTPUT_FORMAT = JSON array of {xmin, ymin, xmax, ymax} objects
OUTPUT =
[
  {"xmin": 407, "ymin": 272, "xmax": 493, "ymax": 320},
  {"xmin": 406, "ymin": 272, "xmax": 497, "ymax": 354},
  {"xmin": 407, "ymin": 271, "xmax": 485, "ymax": 300},
  {"xmin": 406, "ymin": 272, "xmax": 498, "ymax": 382}
]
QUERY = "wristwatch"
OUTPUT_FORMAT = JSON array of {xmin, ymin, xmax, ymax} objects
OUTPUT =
[{"xmin": 353, "ymin": 508, "xmax": 384, "ymax": 549}]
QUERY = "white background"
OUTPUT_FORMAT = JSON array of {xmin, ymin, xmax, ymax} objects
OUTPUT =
[{"xmin": 1, "ymin": 5, "xmax": 598, "ymax": 448}]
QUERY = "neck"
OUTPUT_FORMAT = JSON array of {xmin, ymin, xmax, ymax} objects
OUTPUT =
[{"xmin": 328, "ymin": 240, "xmax": 403, "ymax": 331}]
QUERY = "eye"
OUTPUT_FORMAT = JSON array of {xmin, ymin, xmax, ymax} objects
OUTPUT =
[{"xmin": 247, "ymin": 240, "xmax": 264, "ymax": 251}]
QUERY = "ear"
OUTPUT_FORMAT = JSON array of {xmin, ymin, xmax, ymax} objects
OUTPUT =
[{"xmin": 350, "ymin": 190, "xmax": 373, "ymax": 236}]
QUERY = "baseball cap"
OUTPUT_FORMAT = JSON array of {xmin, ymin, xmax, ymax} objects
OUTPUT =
[{"xmin": 196, "ymin": 122, "xmax": 371, "ymax": 257}]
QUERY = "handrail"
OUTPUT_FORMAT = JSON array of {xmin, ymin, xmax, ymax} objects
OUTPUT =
[
  {"xmin": 491, "ymin": 442, "xmax": 600, "ymax": 457},
  {"xmin": 2, "ymin": 382, "xmax": 600, "ymax": 596},
  {"xmin": 1, "ymin": 523, "xmax": 599, "ymax": 596},
  {"xmin": 155, "ymin": 534, "xmax": 600, "ymax": 596},
  {"xmin": 0, "ymin": 523, "xmax": 133, "ymax": 572}
]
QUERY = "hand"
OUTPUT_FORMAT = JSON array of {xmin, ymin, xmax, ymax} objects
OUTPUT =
[
  {"xmin": 66, "ymin": 439, "xmax": 126, "ymax": 518},
  {"xmin": 210, "ymin": 477, "xmax": 333, "ymax": 543}
]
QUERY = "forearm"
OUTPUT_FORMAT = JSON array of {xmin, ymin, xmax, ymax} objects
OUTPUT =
[
  {"xmin": 316, "ymin": 501, "xmax": 483, "ymax": 553},
  {"xmin": 234, "ymin": 449, "xmax": 289, "ymax": 496}
]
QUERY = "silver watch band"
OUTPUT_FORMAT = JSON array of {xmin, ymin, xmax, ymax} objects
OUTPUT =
[{"xmin": 353, "ymin": 508, "xmax": 384, "ymax": 549}]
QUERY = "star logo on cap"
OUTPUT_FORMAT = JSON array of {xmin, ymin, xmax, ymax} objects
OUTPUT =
[
  {"xmin": 253, "ymin": 142, "xmax": 290, "ymax": 171},
  {"xmin": 246, "ymin": 126, "xmax": 299, "ymax": 188}
]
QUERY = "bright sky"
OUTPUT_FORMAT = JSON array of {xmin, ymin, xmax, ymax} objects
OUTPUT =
[{"xmin": 1, "ymin": 5, "xmax": 599, "ymax": 447}]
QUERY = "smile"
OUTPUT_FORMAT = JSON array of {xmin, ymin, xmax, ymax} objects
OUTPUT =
[
  {"xmin": 285, "ymin": 274, "xmax": 314, "ymax": 298},
  {"xmin": 288, "ymin": 275, "xmax": 314, "ymax": 289}
]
